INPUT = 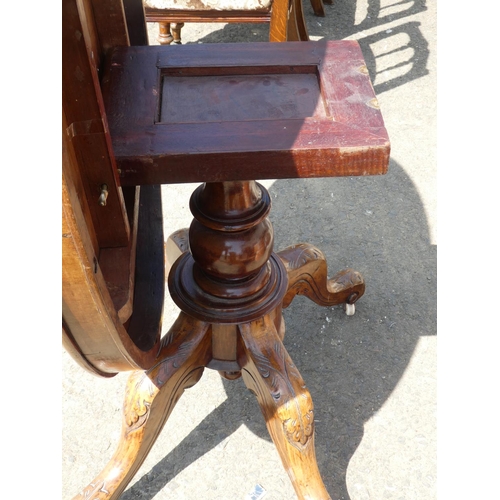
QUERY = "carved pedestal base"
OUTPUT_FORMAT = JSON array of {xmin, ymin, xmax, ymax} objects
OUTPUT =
[{"xmin": 74, "ymin": 182, "xmax": 365, "ymax": 500}]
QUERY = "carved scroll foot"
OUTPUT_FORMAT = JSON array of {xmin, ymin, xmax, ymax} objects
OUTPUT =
[
  {"xmin": 73, "ymin": 313, "xmax": 211, "ymax": 500},
  {"xmin": 277, "ymin": 243, "xmax": 365, "ymax": 310},
  {"xmin": 240, "ymin": 315, "xmax": 331, "ymax": 500}
]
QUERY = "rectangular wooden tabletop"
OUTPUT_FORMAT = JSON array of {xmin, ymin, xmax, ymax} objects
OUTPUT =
[{"xmin": 101, "ymin": 41, "xmax": 390, "ymax": 186}]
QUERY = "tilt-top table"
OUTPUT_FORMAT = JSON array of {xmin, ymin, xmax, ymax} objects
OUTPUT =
[{"xmin": 63, "ymin": 21, "xmax": 389, "ymax": 499}]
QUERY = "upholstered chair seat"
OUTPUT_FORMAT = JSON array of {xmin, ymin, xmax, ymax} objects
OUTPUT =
[{"xmin": 144, "ymin": 0, "xmax": 273, "ymax": 12}]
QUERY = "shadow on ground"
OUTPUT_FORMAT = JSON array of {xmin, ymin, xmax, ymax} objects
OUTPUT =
[
  {"xmin": 174, "ymin": 0, "xmax": 429, "ymax": 95},
  {"xmin": 122, "ymin": 159, "xmax": 436, "ymax": 499}
]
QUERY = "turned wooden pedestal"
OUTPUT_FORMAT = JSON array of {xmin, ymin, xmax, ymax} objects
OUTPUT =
[{"xmin": 71, "ymin": 41, "xmax": 389, "ymax": 500}]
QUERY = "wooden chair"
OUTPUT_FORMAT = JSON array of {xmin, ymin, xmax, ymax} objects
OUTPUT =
[
  {"xmin": 63, "ymin": 1, "xmax": 389, "ymax": 499},
  {"xmin": 143, "ymin": 0, "xmax": 310, "ymax": 44}
]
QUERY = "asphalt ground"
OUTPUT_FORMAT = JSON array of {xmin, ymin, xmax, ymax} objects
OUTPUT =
[{"xmin": 62, "ymin": 1, "xmax": 437, "ymax": 498}]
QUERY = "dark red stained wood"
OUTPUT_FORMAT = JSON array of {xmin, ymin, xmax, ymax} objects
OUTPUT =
[
  {"xmin": 160, "ymin": 73, "xmax": 327, "ymax": 123},
  {"xmin": 101, "ymin": 41, "xmax": 390, "ymax": 186},
  {"xmin": 90, "ymin": 0, "xmax": 129, "ymax": 52},
  {"xmin": 122, "ymin": 0, "xmax": 150, "ymax": 46}
]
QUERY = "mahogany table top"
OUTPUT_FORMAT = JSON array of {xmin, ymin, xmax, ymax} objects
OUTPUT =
[{"xmin": 101, "ymin": 40, "xmax": 390, "ymax": 186}]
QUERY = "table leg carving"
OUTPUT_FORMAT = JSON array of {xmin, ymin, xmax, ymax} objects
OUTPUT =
[
  {"xmin": 277, "ymin": 243, "xmax": 365, "ymax": 313},
  {"xmin": 239, "ymin": 315, "xmax": 331, "ymax": 500},
  {"xmin": 73, "ymin": 313, "xmax": 211, "ymax": 500}
]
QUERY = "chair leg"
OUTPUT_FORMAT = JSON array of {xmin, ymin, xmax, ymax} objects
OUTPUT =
[
  {"xmin": 293, "ymin": 0, "xmax": 309, "ymax": 40},
  {"xmin": 171, "ymin": 23, "xmax": 184, "ymax": 44},
  {"xmin": 72, "ymin": 313, "xmax": 211, "ymax": 500},
  {"xmin": 158, "ymin": 22, "xmax": 174, "ymax": 45},
  {"xmin": 240, "ymin": 315, "xmax": 331, "ymax": 500},
  {"xmin": 309, "ymin": 0, "xmax": 326, "ymax": 17}
]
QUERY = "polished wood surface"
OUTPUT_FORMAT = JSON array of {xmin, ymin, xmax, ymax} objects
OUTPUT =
[
  {"xmin": 240, "ymin": 315, "xmax": 330, "ymax": 499},
  {"xmin": 101, "ymin": 41, "xmax": 389, "ymax": 186},
  {"xmin": 62, "ymin": 161, "xmax": 164, "ymax": 373},
  {"xmin": 63, "ymin": 2, "xmax": 389, "ymax": 497},
  {"xmin": 89, "ymin": 0, "xmax": 130, "ymax": 50},
  {"xmin": 278, "ymin": 243, "xmax": 365, "ymax": 309}
]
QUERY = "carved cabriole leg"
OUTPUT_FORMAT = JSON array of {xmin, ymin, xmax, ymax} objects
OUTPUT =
[
  {"xmin": 73, "ymin": 313, "xmax": 211, "ymax": 500},
  {"xmin": 277, "ymin": 243, "xmax": 365, "ymax": 310},
  {"xmin": 239, "ymin": 314, "xmax": 331, "ymax": 500}
]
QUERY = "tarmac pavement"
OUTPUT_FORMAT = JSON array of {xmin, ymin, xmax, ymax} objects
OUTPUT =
[{"xmin": 62, "ymin": 1, "xmax": 436, "ymax": 498}]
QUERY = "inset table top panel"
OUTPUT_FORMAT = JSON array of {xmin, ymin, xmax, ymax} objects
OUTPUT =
[
  {"xmin": 102, "ymin": 41, "xmax": 390, "ymax": 186},
  {"xmin": 161, "ymin": 73, "xmax": 327, "ymax": 123}
]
